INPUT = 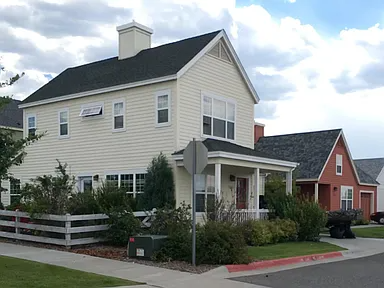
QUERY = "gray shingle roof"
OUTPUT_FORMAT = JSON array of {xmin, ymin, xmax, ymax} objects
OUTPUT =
[
  {"xmin": 173, "ymin": 138, "xmax": 293, "ymax": 162},
  {"xmin": 354, "ymin": 158, "xmax": 384, "ymax": 181},
  {"xmin": 22, "ymin": 30, "xmax": 221, "ymax": 105},
  {"xmin": 0, "ymin": 98, "xmax": 23, "ymax": 129},
  {"xmin": 254, "ymin": 129, "xmax": 342, "ymax": 179},
  {"xmin": 354, "ymin": 165, "xmax": 380, "ymax": 185}
]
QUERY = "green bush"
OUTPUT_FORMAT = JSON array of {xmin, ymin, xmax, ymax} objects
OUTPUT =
[
  {"xmin": 150, "ymin": 202, "xmax": 191, "ymax": 235},
  {"xmin": 139, "ymin": 153, "xmax": 175, "ymax": 210},
  {"xmin": 352, "ymin": 219, "xmax": 370, "ymax": 226},
  {"xmin": 238, "ymin": 219, "xmax": 297, "ymax": 246},
  {"xmin": 95, "ymin": 183, "xmax": 136, "ymax": 213},
  {"xmin": 284, "ymin": 198, "xmax": 327, "ymax": 241},
  {"xmin": 103, "ymin": 210, "xmax": 141, "ymax": 246},
  {"xmin": 68, "ymin": 191, "xmax": 101, "ymax": 215},
  {"xmin": 196, "ymin": 221, "xmax": 249, "ymax": 265}
]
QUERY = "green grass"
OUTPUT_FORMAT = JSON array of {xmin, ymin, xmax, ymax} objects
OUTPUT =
[
  {"xmin": 352, "ymin": 227, "xmax": 384, "ymax": 238},
  {"xmin": 248, "ymin": 242, "xmax": 346, "ymax": 261},
  {"xmin": 0, "ymin": 255, "xmax": 140, "ymax": 288}
]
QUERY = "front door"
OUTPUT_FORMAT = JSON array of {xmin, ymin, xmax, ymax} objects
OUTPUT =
[
  {"xmin": 361, "ymin": 193, "xmax": 372, "ymax": 220},
  {"xmin": 236, "ymin": 178, "xmax": 247, "ymax": 209}
]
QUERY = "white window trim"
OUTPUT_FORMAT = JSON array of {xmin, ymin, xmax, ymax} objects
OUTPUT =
[
  {"xmin": 155, "ymin": 89, "xmax": 172, "ymax": 127},
  {"xmin": 80, "ymin": 101, "xmax": 104, "ymax": 120},
  {"xmin": 58, "ymin": 108, "xmax": 69, "ymax": 138},
  {"xmin": 336, "ymin": 154, "xmax": 343, "ymax": 176},
  {"xmin": 201, "ymin": 91, "xmax": 237, "ymax": 142},
  {"xmin": 26, "ymin": 113, "xmax": 37, "ymax": 137},
  {"xmin": 77, "ymin": 175, "xmax": 93, "ymax": 193},
  {"xmin": 359, "ymin": 190, "xmax": 375, "ymax": 215},
  {"xmin": 194, "ymin": 174, "xmax": 216, "ymax": 215},
  {"xmin": 340, "ymin": 185, "xmax": 353, "ymax": 210},
  {"xmin": 104, "ymin": 170, "xmax": 147, "ymax": 198},
  {"xmin": 112, "ymin": 99, "xmax": 126, "ymax": 132},
  {"xmin": 9, "ymin": 178, "xmax": 21, "ymax": 200}
]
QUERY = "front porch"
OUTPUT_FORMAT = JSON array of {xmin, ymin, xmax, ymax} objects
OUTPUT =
[{"xmin": 173, "ymin": 139, "xmax": 298, "ymax": 221}]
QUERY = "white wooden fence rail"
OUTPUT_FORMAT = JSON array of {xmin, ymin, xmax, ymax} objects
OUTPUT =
[{"xmin": 0, "ymin": 209, "xmax": 156, "ymax": 248}]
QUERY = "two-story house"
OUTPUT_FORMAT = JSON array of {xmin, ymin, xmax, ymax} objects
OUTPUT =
[
  {"xmin": 0, "ymin": 98, "xmax": 23, "ymax": 140},
  {"xmin": 0, "ymin": 21, "xmax": 297, "ymax": 219}
]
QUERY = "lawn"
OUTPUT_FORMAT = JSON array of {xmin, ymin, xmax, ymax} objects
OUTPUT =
[
  {"xmin": 0, "ymin": 255, "xmax": 140, "ymax": 288},
  {"xmin": 352, "ymin": 227, "xmax": 384, "ymax": 238},
  {"xmin": 248, "ymin": 242, "xmax": 346, "ymax": 261}
]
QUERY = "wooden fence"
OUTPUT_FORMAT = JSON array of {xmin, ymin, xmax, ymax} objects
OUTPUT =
[{"xmin": 0, "ymin": 209, "xmax": 155, "ymax": 248}]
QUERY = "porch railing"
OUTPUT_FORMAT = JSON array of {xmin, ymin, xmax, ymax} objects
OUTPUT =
[{"xmin": 234, "ymin": 209, "xmax": 269, "ymax": 222}]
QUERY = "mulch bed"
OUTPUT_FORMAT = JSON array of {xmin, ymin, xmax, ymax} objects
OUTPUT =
[{"xmin": 0, "ymin": 238, "xmax": 217, "ymax": 274}]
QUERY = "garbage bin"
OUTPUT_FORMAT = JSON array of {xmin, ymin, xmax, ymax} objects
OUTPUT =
[{"xmin": 127, "ymin": 235, "xmax": 168, "ymax": 259}]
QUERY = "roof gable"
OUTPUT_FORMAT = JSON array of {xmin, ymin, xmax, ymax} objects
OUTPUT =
[
  {"xmin": 0, "ymin": 98, "xmax": 23, "ymax": 129},
  {"xmin": 21, "ymin": 30, "xmax": 221, "ymax": 106},
  {"xmin": 255, "ymin": 129, "xmax": 342, "ymax": 179},
  {"xmin": 354, "ymin": 158, "xmax": 384, "ymax": 180}
]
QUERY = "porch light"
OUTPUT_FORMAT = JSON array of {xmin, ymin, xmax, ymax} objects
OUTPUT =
[
  {"xmin": 333, "ymin": 187, "xmax": 338, "ymax": 191},
  {"xmin": 229, "ymin": 175, "xmax": 236, "ymax": 182},
  {"xmin": 93, "ymin": 175, "xmax": 99, "ymax": 181}
]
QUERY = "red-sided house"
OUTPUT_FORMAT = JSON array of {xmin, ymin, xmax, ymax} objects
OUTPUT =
[{"xmin": 254, "ymin": 125, "xmax": 378, "ymax": 220}]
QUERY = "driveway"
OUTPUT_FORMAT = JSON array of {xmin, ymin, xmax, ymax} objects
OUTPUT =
[{"xmin": 231, "ymin": 252, "xmax": 384, "ymax": 288}]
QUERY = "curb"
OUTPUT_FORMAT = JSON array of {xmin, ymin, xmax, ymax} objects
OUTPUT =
[{"xmin": 226, "ymin": 251, "xmax": 343, "ymax": 273}]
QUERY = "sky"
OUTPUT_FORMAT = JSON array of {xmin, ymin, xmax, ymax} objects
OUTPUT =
[{"xmin": 1, "ymin": 0, "xmax": 384, "ymax": 159}]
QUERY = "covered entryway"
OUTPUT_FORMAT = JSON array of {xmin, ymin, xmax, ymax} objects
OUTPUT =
[{"xmin": 360, "ymin": 191, "xmax": 374, "ymax": 220}]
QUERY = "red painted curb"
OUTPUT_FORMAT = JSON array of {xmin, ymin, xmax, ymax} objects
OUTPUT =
[{"xmin": 226, "ymin": 251, "xmax": 343, "ymax": 273}]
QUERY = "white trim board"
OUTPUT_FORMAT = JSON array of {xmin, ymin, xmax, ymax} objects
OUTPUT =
[
  {"xmin": 0, "ymin": 126, "xmax": 23, "ymax": 132},
  {"xmin": 19, "ymin": 30, "xmax": 260, "ymax": 109}
]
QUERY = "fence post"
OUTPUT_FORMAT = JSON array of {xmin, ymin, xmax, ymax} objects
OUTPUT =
[
  {"xmin": 65, "ymin": 213, "xmax": 71, "ymax": 249},
  {"xmin": 15, "ymin": 209, "xmax": 20, "ymax": 234}
]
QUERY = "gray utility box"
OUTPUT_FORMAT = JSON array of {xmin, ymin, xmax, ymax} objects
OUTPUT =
[{"xmin": 127, "ymin": 235, "xmax": 168, "ymax": 259}]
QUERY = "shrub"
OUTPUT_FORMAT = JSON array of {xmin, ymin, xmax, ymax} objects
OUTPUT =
[
  {"xmin": 104, "ymin": 210, "xmax": 141, "ymax": 246},
  {"xmin": 284, "ymin": 197, "xmax": 327, "ymax": 242},
  {"xmin": 95, "ymin": 183, "xmax": 135, "ymax": 213},
  {"xmin": 196, "ymin": 221, "xmax": 249, "ymax": 265},
  {"xmin": 150, "ymin": 202, "xmax": 191, "ymax": 235},
  {"xmin": 205, "ymin": 198, "xmax": 237, "ymax": 223},
  {"xmin": 352, "ymin": 219, "xmax": 370, "ymax": 226},
  {"xmin": 249, "ymin": 220, "xmax": 273, "ymax": 246},
  {"xmin": 274, "ymin": 219, "xmax": 298, "ymax": 242},
  {"xmin": 21, "ymin": 160, "xmax": 75, "ymax": 215},
  {"xmin": 139, "ymin": 153, "xmax": 175, "ymax": 210},
  {"xmin": 67, "ymin": 191, "xmax": 101, "ymax": 215}
]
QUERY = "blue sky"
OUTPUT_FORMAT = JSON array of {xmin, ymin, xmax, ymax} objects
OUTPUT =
[{"xmin": 237, "ymin": 0, "xmax": 384, "ymax": 35}]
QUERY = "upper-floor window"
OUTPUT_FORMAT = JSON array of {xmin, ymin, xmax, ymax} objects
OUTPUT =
[
  {"xmin": 112, "ymin": 99, "xmax": 125, "ymax": 131},
  {"xmin": 27, "ymin": 114, "xmax": 36, "ymax": 137},
  {"xmin": 58, "ymin": 109, "xmax": 69, "ymax": 137},
  {"xmin": 155, "ymin": 90, "xmax": 171, "ymax": 126},
  {"xmin": 202, "ymin": 93, "xmax": 235, "ymax": 140},
  {"xmin": 79, "ymin": 103, "xmax": 103, "ymax": 118},
  {"xmin": 336, "ymin": 154, "xmax": 342, "ymax": 175}
]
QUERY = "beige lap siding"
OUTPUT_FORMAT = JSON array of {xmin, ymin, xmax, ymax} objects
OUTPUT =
[{"xmin": 3, "ymin": 81, "xmax": 177, "ymax": 203}]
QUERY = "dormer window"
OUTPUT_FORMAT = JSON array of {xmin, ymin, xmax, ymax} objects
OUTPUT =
[{"xmin": 79, "ymin": 105, "xmax": 103, "ymax": 117}]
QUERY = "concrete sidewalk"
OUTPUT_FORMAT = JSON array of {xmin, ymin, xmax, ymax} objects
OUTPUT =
[{"xmin": 0, "ymin": 242, "xmax": 263, "ymax": 288}]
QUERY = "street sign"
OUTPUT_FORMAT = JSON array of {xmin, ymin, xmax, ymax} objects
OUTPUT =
[
  {"xmin": 183, "ymin": 140, "xmax": 208, "ymax": 175},
  {"xmin": 182, "ymin": 139, "xmax": 208, "ymax": 266}
]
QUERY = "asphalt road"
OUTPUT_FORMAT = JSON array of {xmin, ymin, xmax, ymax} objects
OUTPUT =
[{"xmin": 231, "ymin": 253, "xmax": 384, "ymax": 288}]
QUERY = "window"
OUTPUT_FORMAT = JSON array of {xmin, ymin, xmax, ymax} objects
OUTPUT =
[
  {"xmin": 112, "ymin": 100, "xmax": 125, "ymax": 131},
  {"xmin": 79, "ymin": 105, "xmax": 103, "ymax": 117},
  {"xmin": 196, "ymin": 174, "xmax": 215, "ymax": 213},
  {"xmin": 336, "ymin": 154, "xmax": 343, "ymax": 175},
  {"xmin": 341, "ymin": 186, "xmax": 353, "ymax": 210},
  {"xmin": 208, "ymin": 42, "xmax": 232, "ymax": 63},
  {"xmin": 105, "ymin": 172, "xmax": 146, "ymax": 198},
  {"xmin": 27, "ymin": 114, "xmax": 36, "ymax": 137},
  {"xmin": 10, "ymin": 179, "xmax": 21, "ymax": 204},
  {"xmin": 78, "ymin": 176, "xmax": 92, "ymax": 193},
  {"xmin": 155, "ymin": 90, "xmax": 171, "ymax": 126},
  {"xmin": 202, "ymin": 94, "xmax": 235, "ymax": 140},
  {"xmin": 58, "ymin": 109, "xmax": 69, "ymax": 137}
]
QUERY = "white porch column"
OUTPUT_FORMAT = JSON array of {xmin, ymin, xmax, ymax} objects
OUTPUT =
[
  {"xmin": 286, "ymin": 170, "xmax": 293, "ymax": 194},
  {"xmin": 254, "ymin": 168, "xmax": 260, "ymax": 219},
  {"xmin": 215, "ymin": 163, "xmax": 221, "ymax": 200},
  {"xmin": 314, "ymin": 183, "xmax": 319, "ymax": 202}
]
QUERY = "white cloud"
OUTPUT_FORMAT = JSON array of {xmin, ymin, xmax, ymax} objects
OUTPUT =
[{"xmin": 0, "ymin": 0, "xmax": 383, "ymax": 157}]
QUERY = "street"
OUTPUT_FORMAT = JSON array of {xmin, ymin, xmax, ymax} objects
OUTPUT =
[{"xmin": 231, "ymin": 252, "xmax": 384, "ymax": 288}]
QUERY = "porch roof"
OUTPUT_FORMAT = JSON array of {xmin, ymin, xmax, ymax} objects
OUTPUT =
[{"xmin": 173, "ymin": 138, "xmax": 297, "ymax": 168}]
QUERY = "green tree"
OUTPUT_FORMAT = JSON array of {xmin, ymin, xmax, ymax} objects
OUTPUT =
[
  {"xmin": 0, "ymin": 62, "xmax": 42, "ymax": 191},
  {"xmin": 139, "ymin": 153, "xmax": 175, "ymax": 210}
]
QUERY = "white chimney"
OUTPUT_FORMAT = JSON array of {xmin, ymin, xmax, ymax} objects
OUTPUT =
[{"xmin": 116, "ymin": 21, "xmax": 153, "ymax": 60}]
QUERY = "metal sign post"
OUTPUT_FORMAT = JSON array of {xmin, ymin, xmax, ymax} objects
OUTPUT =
[{"xmin": 183, "ymin": 138, "xmax": 208, "ymax": 267}]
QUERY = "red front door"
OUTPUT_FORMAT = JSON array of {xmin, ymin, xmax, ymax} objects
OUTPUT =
[
  {"xmin": 361, "ymin": 193, "xmax": 372, "ymax": 220},
  {"xmin": 236, "ymin": 178, "xmax": 247, "ymax": 209}
]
